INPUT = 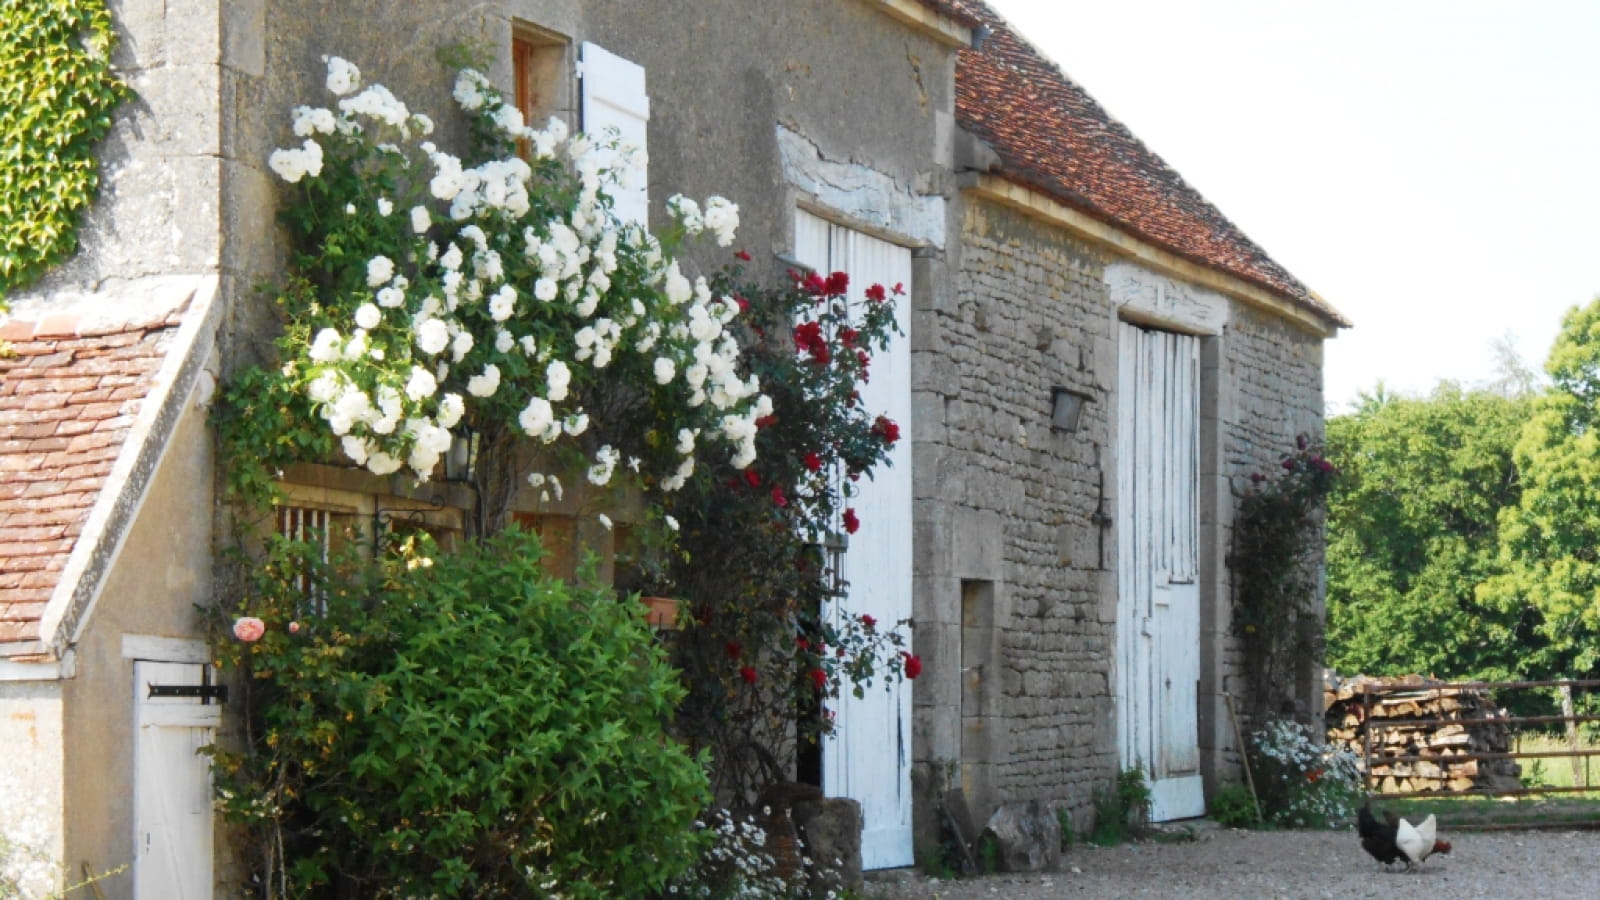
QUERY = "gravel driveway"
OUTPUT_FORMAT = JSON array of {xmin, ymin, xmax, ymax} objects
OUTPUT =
[{"xmin": 865, "ymin": 825, "xmax": 1599, "ymax": 899}]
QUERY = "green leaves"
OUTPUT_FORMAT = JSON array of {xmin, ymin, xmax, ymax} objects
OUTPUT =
[
  {"xmin": 0, "ymin": 0, "xmax": 130, "ymax": 301},
  {"xmin": 1325, "ymin": 385, "xmax": 1532, "ymax": 681},
  {"xmin": 215, "ymin": 529, "xmax": 710, "ymax": 897}
]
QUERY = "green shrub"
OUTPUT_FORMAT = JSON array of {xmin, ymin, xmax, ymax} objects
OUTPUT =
[
  {"xmin": 1086, "ymin": 767, "xmax": 1150, "ymax": 846},
  {"xmin": 1248, "ymin": 719, "xmax": 1361, "ymax": 829},
  {"xmin": 1210, "ymin": 783, "xmax": 1259, "ymax": 828},
  {"xmin": 213, "ymin": 528, "xmax": 710, "ymax": 898}
]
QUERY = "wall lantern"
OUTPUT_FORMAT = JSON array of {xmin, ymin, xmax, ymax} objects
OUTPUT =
[
  {"xmin": 1050, "ymin": 387, "xmax": 1094, "ymax": 433},
  {"xmin": 444, "ymin": 428, "xmax": 478, "ymax": 482}
]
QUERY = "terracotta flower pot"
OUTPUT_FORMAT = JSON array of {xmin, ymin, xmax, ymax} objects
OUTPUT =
[{"xmin": 640, "ymin": 595, "xmax": 680, "ymax": 630}]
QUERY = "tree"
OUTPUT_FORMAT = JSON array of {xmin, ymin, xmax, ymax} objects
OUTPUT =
[
  {"xmin": 1325, "ymin": 383, "xmax": 1535, "ymax": 680},
  {"xmin": 1480, "ymin": 298, "xmax": 1600, "ymax": 676}
]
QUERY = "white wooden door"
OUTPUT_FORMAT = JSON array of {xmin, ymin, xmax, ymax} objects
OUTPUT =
[
  {"xmin": 795, "ymin": 210, "xmax": 914, "ymax": 869},
  {"xmin": 133, "ymin": 660, "xmax": 219, "ymax": 899},
  {"xmin": 1115, "ymin": 323, "xmax": 1204, "ymax": 821}
]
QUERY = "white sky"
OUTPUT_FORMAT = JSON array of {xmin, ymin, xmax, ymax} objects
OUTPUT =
[{"xmin": 983, "ymin": 0, "xmax": 1600, "ymax": 412}]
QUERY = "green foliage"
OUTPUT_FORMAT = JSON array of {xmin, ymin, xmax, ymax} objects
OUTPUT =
[
  {"xmin": 212, "ymin": 350, "xmax": 333, "ymax": 509},
  {"xmin": 1481, "ymin": 298, "xmax": 1600, "ymax": 678},
  {"xmin": 1086, "ymin": 767, "xmax": 1150, "ymax": 846},
  {"xmin": 212, "ymin": 529, "xmax": 709, "ymax": 898},
  {"xmin": 1230, "ymin": 436, "xmax": 1338, "ymax": 718},
  {"xmin": 1209, "ymin": 783, "xmax": 1259, "ymax": 828},
  {"xmin": 1325, "ymin": 384, "xmax": 1534, "ymax": 681},
  {"xmin": 0, "ymin": 0, "xmax": 130, "ymax": 301},
  {"xmin": 1246, "ymin": 719, "xmax": 1360, "ymax": 829}
]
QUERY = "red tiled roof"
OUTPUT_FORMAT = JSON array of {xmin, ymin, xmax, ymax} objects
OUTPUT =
[
  {"xmin": 0, "ymin": 313, "xmax": 182, "ymax": 657},
  {"xmin": 953, "ymin": 0, "xmax": 1349, "ymax": 328}
]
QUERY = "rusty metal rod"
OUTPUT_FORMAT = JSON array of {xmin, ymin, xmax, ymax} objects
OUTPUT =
[
  {"xmin": 1354, "ymin": 677, "xmax": 1600, "ymax": 692},
  {"xmin": 1365, "ymin": 748, "xmax": 1600, "ymax": 765},
  {"xmin": 1368, "ymin": 712, "xmax": 1600, "ymax": 729},
  {"xmin": 1373, "ymin": 783, "xmax": 1600, "ymax": 799}
]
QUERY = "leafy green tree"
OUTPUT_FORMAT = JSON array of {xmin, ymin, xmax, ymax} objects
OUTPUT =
[
  {"xmin": 1480, "ymin": 298, "xmax": 1600, "ymax": 676},
  {"xmin": 1326, "ymin": 384, "xmax": 1534, "ymax": 679}
]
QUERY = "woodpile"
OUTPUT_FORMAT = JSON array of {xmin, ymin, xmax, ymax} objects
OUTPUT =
[{"xmin": 1324, "ymin": 673, "xmax": 1522, "ymax": 794}]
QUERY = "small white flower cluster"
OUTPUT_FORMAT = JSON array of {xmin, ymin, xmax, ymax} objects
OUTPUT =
[
  {"xmin": 664, "ymin": 812, "xmax": 839, "ymax": 899},
  {"xmin": 1250, "ymin": 719, "xmax": 1362, "ymax": 829},
  {"xmin": 667, "ymin": 194, "xmax": 740, "ymax": 247},
  {"xmin": 268, "ymin": 56, "xmax": 770, "ymax": 487}
]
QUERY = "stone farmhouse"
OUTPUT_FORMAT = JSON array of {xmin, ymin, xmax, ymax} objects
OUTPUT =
[{"xmin": 0, "ymin": 0, "xmax": 1346, "ymax": 894}]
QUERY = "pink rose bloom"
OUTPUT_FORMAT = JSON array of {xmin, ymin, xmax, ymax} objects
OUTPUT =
[
  {"xmin": 288, "ymin": 621, "xmax": 302, "ymax": 634},
  {"xmin": 233, "ymin": 616, "xmax": 266, "ymax": 642}
]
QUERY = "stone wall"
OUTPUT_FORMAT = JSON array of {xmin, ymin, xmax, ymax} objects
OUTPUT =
[
  {"xmin": 913, "ymin": 199, "xmax": 1118, "ymax": 840},
  {"xmin": 916, "ymin": 195, "xmax": 1331, "ymax": 841}
]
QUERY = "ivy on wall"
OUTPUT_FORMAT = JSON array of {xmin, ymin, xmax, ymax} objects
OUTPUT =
[{"xmin": 0, "ymin": 0, "xmax": 130, "ymax": 303}]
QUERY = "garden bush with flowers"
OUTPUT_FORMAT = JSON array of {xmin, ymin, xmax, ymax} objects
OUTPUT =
[
  {"xmin": 212, "ymin": 52, "xmax": 915, "ymax": 897},
  {"xmin": 1246, "ymin": 719, "xmax": 1362, "ymax": 829},
  {"xmin": 1229, "ymin": 434, "xmax": 1339, "ymax": 721}
]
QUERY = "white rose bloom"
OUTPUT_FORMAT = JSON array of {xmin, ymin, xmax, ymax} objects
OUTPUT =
[
  {"xmin": 534, "ymin": 278, "xmax": 558, "ymax": 302},
  {"xmin": 437, "ymin": 393, "xmax": 465, "ymax": 428},
  {"xmin": 366, "ymin": 451, "xmax": 403, "ymax": 476},
  {"xmin": 308, "ymin": 371, "xmax": 340, "ymax": 403},
  {"xmin": 664, "ymin": 262, "xmax": 692, "ymax": 305},
  {"xmin": 411, "ymin": 113, "xmax": 434, "ymax": 136},
  {"xmin": 653, "ymin": 357, "xmax": 676, "ymax": 385},
  {"xmin": 676, "ymin": 428, "xmax": 697, "ymax": 455},
  {"xmin": 518, "ymin": 396, "xmax": 555, "ymax": 437},
  {"xmin": 466, "ymin": 364, "xmax": 501, "ymax": 398},
  {"xmin": 488, "ymin": 285, "xmax": 517, "ymax": 322},
  {"xmin": 597, "ymin": 513, "xmax": 613, "ymax": 531},
  {"xmin": 754, "ymin": 393, "xmax": 774, "ymax": 419},
  {"xmin": 342, "ymin": 331, "xmax": 369, "ymax": 361},
  {"xmin": 376, "ymin": 197, "xmax": 393, "ymax": 216},
  {"xmin": 404, "ymin": 365, "xmax": 437, "ymax": 402},
  {"xmin": 685, "ymin": 362, "xmax": 708, "ymax": 389},
  {"xmin": 519, "ymin": 335, "xmax": 539, "ymax": 356},
  {"xmin": 324, "ymin": 56, "xmax": 361, "ymax": 96},
  {"xmin": 563, "ymin": 412, "xmax": 589, "ymax": 436},
  {"xmin": 546, "ymin": 360, "xmax": 572, "ymax": 402},
  {"xmin": 408, "ymin": 445, "xmax": 441, "ymax": 480},
  {"xmin": 366, "ymin": 255, "xmax": 395, "ymax": 288},
  {"xmin": 292, "ymin": 106, "xmax": 337, "ymax": 136},
  {"xmin": 664, "ymin": 515, "xmax": 679, "ymax": 532},
  {"xmin": 574, "ymin": 326, "xmax": 597, "ymax": 349},
  {"xmin": 325, "ymin": 410, "xmax": 354, "ymax": 436},
  {"xmin": 415, "ymin": 318, "xmax": 449, "ymax": 355},
  {"xmin": 355, "ymin": 303, "xmax": 382, "ymax": 330},
  {"xmin": 495, "ymin": 329, "xmax": 514, "ymax": 353},
  {"xmin": 266, "ymin": 139, "xmax": 324, "ymax": 183},
  {"xmin": 453, "ymin": 69, "xmax": 490, "ymax": 111},
  {"xmin": 309, "ymin": 328, "xmax": 342, "ymax": 363},
  {"xmin": 340, "ymin": 435, "xmax": 370, "ymax": 466},
  {"xmin": 376, "ymin": 286, "xmax": 405, "ymax": 308},
  {"xmin": 410, "ymin": 205, "xmax": 430, "ymax": 234},
  {"xmin": 448, "ymin": 330, "xmax": 473, "ymax": 363},
  {"xmin": 703, "ymin": 196, "xmax": 740, "ymax": 246}
]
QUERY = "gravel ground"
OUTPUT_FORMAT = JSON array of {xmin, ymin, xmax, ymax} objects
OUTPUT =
[{"xmin": 865, "ymin": 825, "xmax": 1600, "ymax": 899}]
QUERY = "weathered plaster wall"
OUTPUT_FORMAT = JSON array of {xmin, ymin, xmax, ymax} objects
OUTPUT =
[
  {"xmin": 916, "ymin": 199, "xmax": 1117, "ymax": 839},
  {"xmin": 0, "ymin": 682, "xmax": 65, "ymax": 897},
  {"xmin": 58, "ymin": 389, "xmax": 216, "ymax": 898}
]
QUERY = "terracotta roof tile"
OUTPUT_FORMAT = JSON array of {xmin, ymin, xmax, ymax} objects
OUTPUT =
[
  {"xmin": 0, "ymin": 316, "xmax": 180, "ymax": 654},
  {"xmin": 952, "ymin": 0, "xmax": 1349, "ymax": 327}
]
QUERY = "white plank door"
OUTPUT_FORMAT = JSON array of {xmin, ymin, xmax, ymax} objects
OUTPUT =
[
  {"xmin": 1115, "ymin": 323, "xmax": 1204, "ymax": 821},
  {"xmin": 794, "ymin": 209, "xmax": 914, "ymax": 869},
  {"xmin": 133, "ymin": 660, "xmax": 219, "ymax": 900}
]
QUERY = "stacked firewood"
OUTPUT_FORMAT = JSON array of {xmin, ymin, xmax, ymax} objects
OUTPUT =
[{"xmin": 1324, "ymin": 673, "xmax": 1522, "ymax": 794}]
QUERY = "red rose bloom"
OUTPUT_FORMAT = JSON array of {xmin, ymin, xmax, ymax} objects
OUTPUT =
[
  {"xmin": 735, "ymin": 249, "xmax": 752, "ymax": 261},
  {"xmin": 725, "ymin": 641, "xmax": 743, "ymax": 660},
  {"xmin": 772, "ymin": 486, "xmax": 787, "ymax": 507},
  {"xmin": 860, "ymin": 613, "xmax": 876, "ymax": 632},
  {"xmin": 843, "ymin": 507, "xmax": 860, "ymax": 534},
  {"xmin": 874, "ymin": 416, "xmax": 901, "ymax": 445},
  {"xmin": 809, "ymin": 668, "xmax": 827, "ymax": 691},
  {"xmin": 801, "ymin": 272, "xmax": 827, "ymax": 295},
  {"xmin": 892, "ymin": 282, "xmax": 905, "ymax": 295},
  {"xmin": 839, "ymin": 326, "xmax": 859, "ymax": 348},
  {"xmin": 755, "ymin": 414, "xmax": 778, "ymax": 429},
  {"xmin": 796, "ymin": 636, "xmax": 810, "ymax": 650},
  {"xmin": 865, "ymin": 283, "xmax": 887, "ymax": 303},
  {"xmin": 745, "ymin": 469, "xmax": 762, "ymax": 488},
  {"xmin": 902, "ymin": 652, "xmax": 923, "ymax": 679},
  {"xmin": 740, "ymin": 666, "xmax": 759, "ymax": 684},
  {"xmin": 825, "ymin": 271, "xmax": 849, "ymax": 295},
  {"xmin": 804, "ymin": 451, "xmax": 822, "ymax": 472}
]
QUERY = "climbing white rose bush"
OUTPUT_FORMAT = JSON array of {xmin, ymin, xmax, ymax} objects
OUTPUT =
[{"xmin": 265, "ymin": 56, "xmax": 767, "ymax": 494}]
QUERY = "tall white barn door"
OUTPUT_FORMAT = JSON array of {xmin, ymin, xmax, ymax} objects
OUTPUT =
[
  {"xmin": 1115, "ymin": 322, "xmax": 1204, "ymax": 821},
  {"xmin": 134, "ymin": 659, "xmax": 219, "ymax": 899},
  {"xmin": 794, "ymin": 210, "xmax": 914, "ymax": 869}
]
